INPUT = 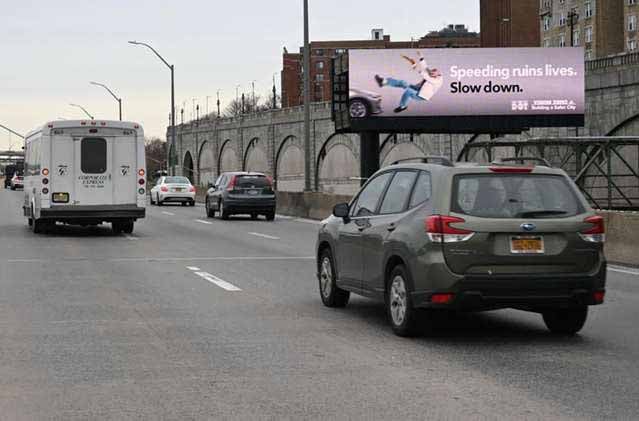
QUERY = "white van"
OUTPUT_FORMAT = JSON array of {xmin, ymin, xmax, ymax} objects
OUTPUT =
[{"xmin": 23, "ymin": 120, "xmax": 146, "ymax": 234}]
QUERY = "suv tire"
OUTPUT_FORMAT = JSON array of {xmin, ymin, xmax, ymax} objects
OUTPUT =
[
  {"xmin": 319, "ymin": 248, "xmax": 350, "ymax": 308},
  {"xmin": 542, "ymin": 307, "xmax": 588, "ymax": 335},
  {"xmin": 387, "ymin": 265, "xmax": 420, "ymax": 337},
  {"xmin": 206, "ymin": 198, "xmax": 215, "ymax": 218},
  {"xmin": 219, "ymin": 200, "xmax": 230, "ymax": 220},
  {"xmin": 266, "ymin": 211, "xmax": 275, "ymax": 221}
]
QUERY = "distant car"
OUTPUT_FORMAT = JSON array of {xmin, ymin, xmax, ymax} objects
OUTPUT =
[
  {"xmin": 150, "ymin": 176, "xmax": 196, "ymax": 206},
  {"xmin": 205, "ymin": 172, "xmax": 276, "ymax": 220},
  {"xmin": 349, "ymin": 88, "xmax": 383, "ymax": 118},
  {"xmin": 317, "ymin": 156, "xmax": 606, "ymax": 337},
  {"xmin": 10, "ymin": 174, "xmax": 23, "ymax": 190}
]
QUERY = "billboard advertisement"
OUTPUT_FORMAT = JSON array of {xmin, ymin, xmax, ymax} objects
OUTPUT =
[{"xmin": 344, "ymin": 48, "xmax": 585, "ymax": 132}]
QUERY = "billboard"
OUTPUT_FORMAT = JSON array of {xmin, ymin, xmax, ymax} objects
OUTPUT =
[{"xmin": 340, "ymin": 48, "xmax": 585, "ymax": 133}]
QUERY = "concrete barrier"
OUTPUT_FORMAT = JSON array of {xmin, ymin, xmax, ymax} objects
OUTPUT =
[
  {"xmin": 276, "ymin": 191, "xmax": 353, "ymax": 221},
  {"xmin": 599, "ymin": 211, "xmax": 639, "ymax": 267}
]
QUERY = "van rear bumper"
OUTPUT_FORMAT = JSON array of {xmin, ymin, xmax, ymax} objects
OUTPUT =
[{"xmin": 38, "ymin": 205, "xmax": 145, "ymax": 220}]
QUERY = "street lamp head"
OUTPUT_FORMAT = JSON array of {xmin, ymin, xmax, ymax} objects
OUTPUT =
[{"xmin": 128, "ymin": 40, "xmax": 140, "ymax": 45}]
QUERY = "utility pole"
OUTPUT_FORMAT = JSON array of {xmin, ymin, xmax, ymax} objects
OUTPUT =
[
  {"xmin": 241, "ymin": 93, "xmax": 245, "ymax": 115},
  {"xmin": 90, "ymin": 81, "xmax": 122, "ymax": 121},
  {"xmin": 251, "ymin": 80, "xmax": 256, "ymax": 111},
  {"xmin": 217, "ymin": 90, "xmax": 221, "ymax": 118},
  {"xmin": 272, "ymin": 73, "xmax": 278, "ymax": 109},
  {"xmin": 181, "ymin": 108, "xmax": 184, "ymax": 125},
  {"xmin": 192, "ymin": 98, "xmax": 196, "ymax": 122},
  {"xmin": 196, "ymin": 105, "xmax": 200, "ymax": 126},
  {"xmin": 303, "ymin": 0, "xmax": 312, "ymax": 191}
]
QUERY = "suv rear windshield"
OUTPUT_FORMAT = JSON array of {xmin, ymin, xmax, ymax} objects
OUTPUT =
[
  {"xmin": 452, "ymin": 174, "xmax": 584, "ymax": 219},
  {"xmin": 236, "ymin": 176, "xmax": 271, "ymax": 188},
  {"xmin": 165, "ymin": 177, "xmax": 190, "ymax": 184}
]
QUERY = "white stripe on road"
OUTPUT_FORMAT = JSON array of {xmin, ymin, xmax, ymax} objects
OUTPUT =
[
  {"xmin": 194, "ymin": 272, "xmax": 242, "ymax": 291},
  {"xmin": 248, "ymin": 232, "xmax": 280, "ymax": 240},
  {"xmin": 195, "ymin": 219, "xmax": 213, "ymax": 225},
  {"xmin": 7, "ymin": 256, "xmax": 315, "ymax": 264},
  {"xmin": 124, "ymin": 235, "xmax": 139, "ymax": 241},
  {"xmin": 186, "ymin": 266, "xmax": 201, "ymax": 271},
  {"xmin": 609, "ymin": 266, "xmax": 639, "ymax": 276},
  {"xmin": 162, "ymin": 211, "xmax": 176, "ymax": 216}
]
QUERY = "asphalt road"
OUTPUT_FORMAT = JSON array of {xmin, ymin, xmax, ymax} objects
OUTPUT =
[{"xmin": 1, "ymin": 188, "xmax": 639, "ymax": 420}]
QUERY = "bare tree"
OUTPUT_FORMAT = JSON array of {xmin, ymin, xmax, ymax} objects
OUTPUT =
[
  {"xmin": 145, "ymin": 137, "xmax": 167, "ymax": 180},
  {"xmin": 223, "ymin": 93, "xmax": 281, "ymax": 117}
]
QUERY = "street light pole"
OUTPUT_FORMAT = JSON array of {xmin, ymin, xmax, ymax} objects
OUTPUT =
[
  {"xmin": 0, "ymin": 124, "xmax": 25, "ymax": 139},
  {"xmin": 90, "ymin": 81, "xmax": 122, "ymax": 120},
  {"xmin": 128, "ymin": 40, "xmax": 176, "ymax": 175},
  {"xmin": 69, "ymin": 103, "xmax": 94, "ymax": 120},
  {"xmin": 303, "ymin": 0, "xmax": 312, "ymax": 191},
  {"xmin": 217, "ymin": 90, "xmax": 221, "ymax": 118}
]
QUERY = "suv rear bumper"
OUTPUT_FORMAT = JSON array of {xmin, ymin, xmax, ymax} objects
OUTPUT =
[
  {"xmin": 412, "ymin": 263, "xmax": 607, "ymax": 311},
  {"xmin": 225, "ymin": 198, "xmax": 276, "ymax": 214},
  {"xmin": 32, "ymin": 205, "xmax": 145, "ymax": 221}
]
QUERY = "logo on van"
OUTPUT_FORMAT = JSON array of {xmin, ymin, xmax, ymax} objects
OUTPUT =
[
  {"xmin": 120, "ymin": 165, "xmax": 130, "ymax": 176},
  {"xmin": 58, "ymin": 165, "xmax": 68, "ymax": 176}
]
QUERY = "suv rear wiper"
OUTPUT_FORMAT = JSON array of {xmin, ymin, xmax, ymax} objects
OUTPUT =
[{"xmin": 517, "ymin": 210, "xmax": 569, "ymax": 218}]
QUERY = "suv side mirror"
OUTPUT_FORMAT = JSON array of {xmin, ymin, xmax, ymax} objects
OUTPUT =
[
  {"xmin": 207, "ymin": 182, "xmax": 215, "ymax": 189},
  {"xmin": 333, "ymin": 203, "xmax": 350, "ymax": 219}
]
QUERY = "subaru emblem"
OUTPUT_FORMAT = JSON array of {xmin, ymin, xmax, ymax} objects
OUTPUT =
[{"xmin": 521, "ymin": 223, "xmax": 537, "ymax": 232}]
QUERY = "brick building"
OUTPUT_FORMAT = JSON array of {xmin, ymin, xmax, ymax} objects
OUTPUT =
[
  {"xmin": 281, "ymin": 27, "xmax": 480, "ymax": 108},
  {"xmin": 540, "ymin": 0, "xmax": 624, "ymax": 59},
  {"xmin": 480, "ymin": 0, "xmax": 541, "ymax": 47}
]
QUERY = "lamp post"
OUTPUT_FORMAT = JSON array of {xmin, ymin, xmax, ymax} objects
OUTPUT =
[
  {"xmin": 69, "ymin": 103, "xmax": 94, "ymax": 120},
  {"xmin": 303, "ymin": 0, "xmax": 311, "ymax": 191},
  {"xmin": 0, "ymin": 124, "xmax": 25, "ymax": 139},
  {"xmin": 90, "ymin": 81, "xmax": 122, "ymax": 120},
  {"xmin": 128, "ymin": 40, "xmax": 176, "ymax": 175},
  {"xmin": 217, "ymin": 90, "xmax": 221, "ymax": 118}
]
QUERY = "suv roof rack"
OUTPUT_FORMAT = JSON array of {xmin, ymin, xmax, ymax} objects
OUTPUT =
[
  {"xmin": 492, "ymin": 157, "xmax": 551, "ymax": 167},
  {"xmin": 391, "ymin": 156, "xmax": 454, "ymax": 167}
]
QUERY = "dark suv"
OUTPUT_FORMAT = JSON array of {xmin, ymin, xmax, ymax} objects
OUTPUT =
[
  {"xmin": 205, "ymin": 172, "xmax": 276, "ymax": 220},
  {"xmin": 316, "ymin": 157, "xmax": 606, "ymax": 337}
]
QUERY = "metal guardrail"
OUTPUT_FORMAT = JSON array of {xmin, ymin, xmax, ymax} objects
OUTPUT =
[{"xmin": 458, "ymin": 137, "xmax": 639, "ymax": 211}]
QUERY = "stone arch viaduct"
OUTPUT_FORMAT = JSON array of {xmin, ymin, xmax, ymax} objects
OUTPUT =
[{"xmin": 169, "ymin": 53, "xmax": 639, "ymax": 194}]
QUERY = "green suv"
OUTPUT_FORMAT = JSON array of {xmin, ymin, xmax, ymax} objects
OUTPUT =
[{"xmin": 316, "ymin": 157, "xmax": 606, "ymax": 337}]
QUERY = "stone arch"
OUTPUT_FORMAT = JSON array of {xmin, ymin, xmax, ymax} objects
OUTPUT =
[
  {"xmin": 198, "ymin": 140, "xmax": 216, "ymax": 186},
  {"xmin": 316, "ymin": 133, "xmax": 359, "ymax": 195},
  {"xmin": 606, "ymin": 113, "xmax": 639, "ymax": 136},
  {"xmin": 243, "ymin": 137, "xmax": 269, "ymax": 174},
  {"xmin": 218, "ymin": 139, "xmax": 240, "ymax": 174},
  {"xmin": 275, "ymin": 135, "xmax": 305, "ymax": 192},
  {"xmin": 183, "ymin": 151, "xmax": 194, "ymax": 183}
]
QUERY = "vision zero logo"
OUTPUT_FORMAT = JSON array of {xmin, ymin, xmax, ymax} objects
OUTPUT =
[
  {"xmin": 120, "ymin": 165, "xmax": 130, "ymax": 176},
  {"xmin": 511, "ymin": 100, "xmax": 529, "ymax": 111},
  {"xmin": 57, "ymin": 165, "xmax": 68, "ymax": 176}
]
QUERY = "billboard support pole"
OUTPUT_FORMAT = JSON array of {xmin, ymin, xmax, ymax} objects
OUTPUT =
[{"xmin": 359, "ymin": 132, "xmax": 380, "ymax": 187}]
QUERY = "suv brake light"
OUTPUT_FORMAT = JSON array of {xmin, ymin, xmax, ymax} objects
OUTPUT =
[
  {"xmin": 579, "ymin": 215, "xmax": 605, "ymax": 243},
  {"xmin": 425, "ymin": 215, "xmax": 474, "ymax": 243},
  {"xmin": 227, "ymin": 175, "xmax": 237, "ymax": 192}
]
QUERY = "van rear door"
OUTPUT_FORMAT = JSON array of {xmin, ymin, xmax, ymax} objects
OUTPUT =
[
  {"xmin": 74, "ymin": 136, "xmax": 114, "ymax": 206},
  {"xmin": 112, "ymin": 134, "xmax": 138, "ymax": 205}
]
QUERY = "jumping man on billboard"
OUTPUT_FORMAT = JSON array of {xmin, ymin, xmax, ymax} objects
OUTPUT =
[{"xmin": 375, "ymin": 51, "xmax": 444, "ymax": 113}]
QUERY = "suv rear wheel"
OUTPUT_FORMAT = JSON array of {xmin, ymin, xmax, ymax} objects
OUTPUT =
[
  {"xmin": 542, "ymin": 307, "xmax": 588, "ymax": 335},
  {"xmin": 319, "ymin": 248, "xmax": 349, "ymax": 308},
  {"xmin": 387, "ymin": 265, "xmax": 420, "ymax": 337},
  {"xmin": 219, "ymin": 200, "xmax": 230, "ymax": 220}
]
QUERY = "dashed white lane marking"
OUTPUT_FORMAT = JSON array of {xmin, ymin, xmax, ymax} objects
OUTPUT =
[
  {"xmin": 7, "ymin": 256, "xmax": 315, "ymax": 264},
  {"xmin": 124, "ymin": 235, "xmax": 139, "ymax": 241},
  {"xmin": 162, "ymin": 211, "xmax": 176, "ymax": 216},
  {"xmin": 195, "ymin": 219, "xmax": 213, "ymax": 225},
  {"xmin": 248, "ymin": 232, "xmax": 280, "ymax": 240},
  {"xmin": 609, "ymin": 266, "xmax": 639, "ymax": 276},
  {"xmin": 186, "ymin": 266, "xmax": 201, "ymax": 271},
  {"xmin": 194, "ymin": 271, "xmax": 242, "ymax": 291}
]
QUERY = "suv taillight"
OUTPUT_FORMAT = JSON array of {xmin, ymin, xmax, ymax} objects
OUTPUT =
[
  {"xmin": 227, "ymin": 175, "xmax": 237, "ymax": 192},
  {"xmin": 425, "ymin": 215, "xmax": 475, "ymax": 243},
  {"xmin": 579, "ymin": 215, "xmax": 605, "ymax": 243}
]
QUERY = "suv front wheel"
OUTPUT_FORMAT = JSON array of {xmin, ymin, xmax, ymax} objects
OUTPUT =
[
  {"xmin": 318, "ymin": 248, "xmax": 349, "ymax": 308},
  {"xmin": 387, "ymin": 265, "xmax": 420, "ymax": 337},
  {"xmin": 542, "ymin": 307, "xmax": 588, "ymax": 335}
]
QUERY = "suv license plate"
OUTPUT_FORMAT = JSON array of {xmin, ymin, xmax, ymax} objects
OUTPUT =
[
  {"xmin": 248, "ymin": 189, "xmax": 259, "ymax": 195},
  {"xmin": 511, "ymin": 236, "xmax": 545, "ymax": 254}
]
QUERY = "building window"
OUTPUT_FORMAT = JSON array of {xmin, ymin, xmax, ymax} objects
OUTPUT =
[
  {"xmin": 314, "ymin": 49, "xmax": 324, "ymax": 56},
  {"xmin": 81, "ymin": 138, "xmax": 107, "ymax": 174},
  {"xmin": 573, "ymin": 30, "xmax": 580, "ymax": 46},
  {"xmin": 585, "ymin": 2, "xmax": 593, "ymax": 18},
  {"xmin": 315, "ymin": 74, "xmax": 325, "ymax": 82},
  {"xmin": 630, "ymin": 0, "xmax": 637, "ymax": 5},
  {"xmin": 559, "ymin": 34, "xmax": 566, "ymax": 47},
  {"xmin": 560, "ymin": 13, "xmax": 567, "ymax": 26},
  {"xmin": 629, "ymin": 39, "xmax": 638, "ymax": 51},
  {"xmin": 544, "ymin": 38, "xmax": 551, "ymax": 48},
  {"xmin": 585, "ymin": 49, "xmax": 593, "ymax": 60},
  {"xmin": 542, "ymin": 0, "xmax": 551, "ymax": 8},
  {"xmin": 629, "ymin": 15, "xmax": 637, "ymax": 32},
  {"xmin": 544, "ymin": 16, "xmax": 552, "ymax": 31},
  {"xmin": 585, "ymin": 26, "xmax": 593, "ymax": 43},
  {"xmin": 335, "ymin": 48, "xmax": 346, "ymax": 54},
  {"xmin": 316, "ymin": 61, "xmax": 324, "ymax": 70}
]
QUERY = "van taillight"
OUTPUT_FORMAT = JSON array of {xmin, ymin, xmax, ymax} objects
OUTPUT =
[
  {"xmin": 579, "ymin": 215, "xmax": 605, "ymax": 243},
  {"xmin": 227, "ymin": 175, "xmax": 237, "ymax": 192},
  {"xmin": 138, "ymin": 169, "xmax": 145, "ymax": 176},
  {"xmin": 42, "ymin": 178, "xmax": 49, "ymax": 185},
  {"xmin": 42, "ymin": 168, "xmax": 49, "ymax": 176},
  {"xmin": 425, "ymin": 215, "xmax": 474, "ymax": 243},
  {"xmin": 139, "ymin": 179, "xmax": 145, "ymax": 185}
]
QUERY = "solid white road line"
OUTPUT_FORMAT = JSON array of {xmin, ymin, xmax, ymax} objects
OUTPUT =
[
  {"xmin": 162, "ymin": 211, "xmax": 176, "ymax": 216},
  {"xmin": 609, "ymin": 266, "xmax": 639, "ymax": 276},
  {"xmin": 194, "ymin": 271, "xmax": 242, "ymax": 291},
  {"xmin": 186, "ymin": 266, "xmax": 201, "ymax": 271},
  {"xmin": 195, "ymin": 219, "xmax": 213, "ymax": 225},
  {"xmin": 7, "ymin": 256, "xmax": 315, "ymax": 264},
  {"xmin": 248, "ymin": 232, "xmax": 280, "ymax": 240}
]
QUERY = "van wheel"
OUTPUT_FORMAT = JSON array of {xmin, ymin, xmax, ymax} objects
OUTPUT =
[
  {"xmin": 28, "ymin": 218, "xmax": 33, "ymax": 227},
  {"xmin": 318, "ymin": 248, "xmax": 350, "ymax": 308},
  {"xmin": 266, "ymin": 211, "xmax": 275, "ymax": 221},
  {"xmin": 387, "ymin": 265, "xmax": 420, "ymax": 337},
  {"xmin": 542, "ymin": 307, "xmax": 588, "ymax": 335},
  {"xmin": 122, "ymin": 221, "xmax": 134, "ymax": 234},
  {"xmin": 32, "ymin": 219, "xmax": 44, "ymax": 234},
  {"xmin": 251, "ymin": 213, "xmax": 258, "ymax": 220},
  {"xmin": 112, "ymin": 222, "xmax": 123, "ymax": 234}
]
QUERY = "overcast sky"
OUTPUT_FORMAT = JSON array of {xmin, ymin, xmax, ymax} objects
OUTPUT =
[{"xmin": 0, "ymin": 0, "xmax": 479, "ymax": 149}]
